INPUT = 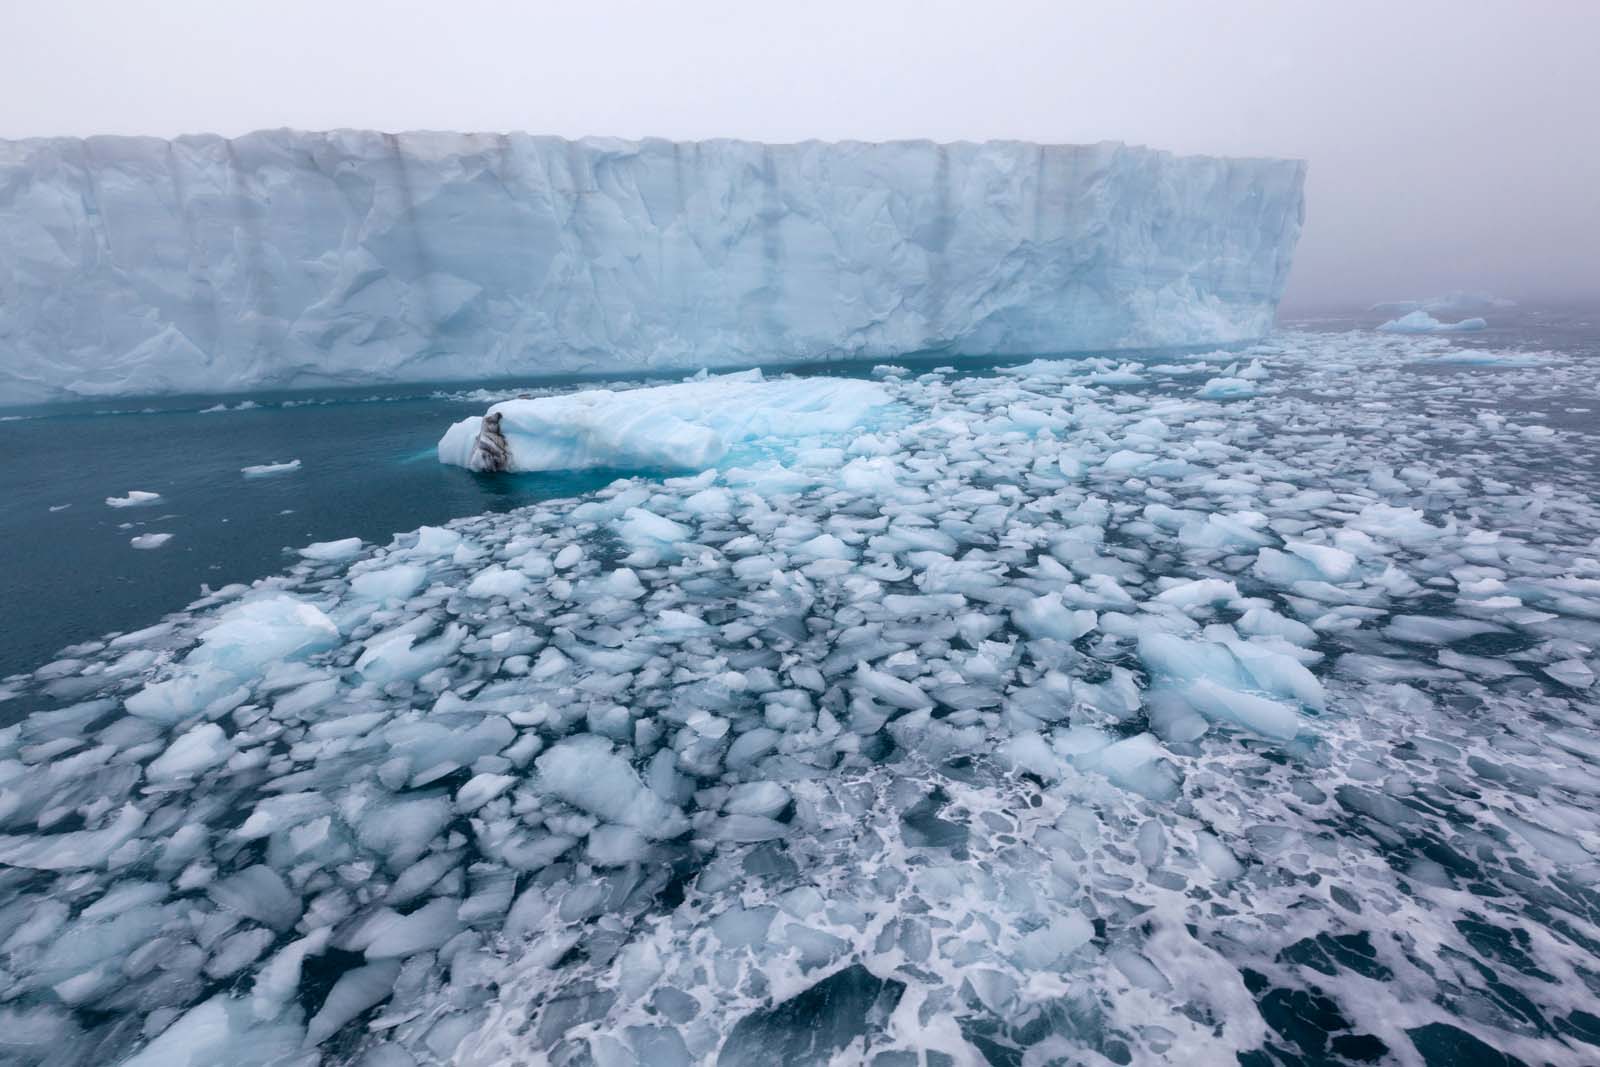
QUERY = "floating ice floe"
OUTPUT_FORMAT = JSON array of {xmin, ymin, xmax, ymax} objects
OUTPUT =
[
  {"xmin": 1429, "ymin": 348, "xmax": 1546, "ymax": 367},
  {"xmin": 298, "ymin": 537, "xmax": 364, "ymax": 562},
  {"xmin": 106, "ymin": 490, "xmax": 162, "ymax": 507},
  {"xmin": 242, "ymin": 459, "xmax": 301, "ymax": 477},
  {"xmin": 129, "ymin": 532, "xmax": 172, "ymax": 549},
  {"xmin": 1, "ymin": 327, "xmax": 1599, "ymax": 1066},
  {"xmin": 1197, "ymin": 376, "xmax": 1258, "ymax": 399},
  {"xmin": 1378, "ymin": 309, "xmax": 1488, "ymax": 333},
  {"xmin": 437, "ymin": 371, "xmax": 890, "ymax": 473}
]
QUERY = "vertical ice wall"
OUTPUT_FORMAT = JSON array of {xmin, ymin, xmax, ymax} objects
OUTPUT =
[{"xmin": 0, "ymin": 132, "xmax": 1304, "ymax": 402}]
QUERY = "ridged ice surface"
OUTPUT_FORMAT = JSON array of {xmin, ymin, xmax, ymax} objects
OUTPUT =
[
  {"xmin": 0, "ymin": 132, "xmax": 1303, "ymax": 403},
  {"xmin": 2, "ymin": 330, "xmax": 1598, "ymax": 1067}
]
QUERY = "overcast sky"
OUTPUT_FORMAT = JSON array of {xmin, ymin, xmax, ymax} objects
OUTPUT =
[{"xmin": 2, "ymin": 1, "xmax": 1595, "ymax": 307}]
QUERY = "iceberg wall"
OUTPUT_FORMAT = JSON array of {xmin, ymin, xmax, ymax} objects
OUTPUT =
[{"xmin": 0, "ymin": 131, "xmax": 1305, "ymax": 403}]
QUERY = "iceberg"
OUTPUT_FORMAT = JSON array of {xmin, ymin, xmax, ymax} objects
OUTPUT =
[
  {"xmin": 0, "ymin": 131, "xmax": 1304, "ymax": 403},
  {"xmin": 437, "ymin": 371, "xmax": 889, "ymax": 472},
  {"xmin": 1377, "ymin": 310, "xmax": 1488, "ymax": 334}
]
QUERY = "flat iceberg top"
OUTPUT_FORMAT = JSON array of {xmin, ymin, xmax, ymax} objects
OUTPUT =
[
  {"xmin": 438, "ymin": 371, "xmax": 891, "ymax": 472},
  {"xmin": 0, "ymin": 130, "xmax": 1304, "ymax": 403}
]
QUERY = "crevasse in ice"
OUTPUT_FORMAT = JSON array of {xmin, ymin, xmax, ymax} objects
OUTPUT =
[{"xmin": 0, "ymin": 132, "xmax": 1304, "ymax": 403}]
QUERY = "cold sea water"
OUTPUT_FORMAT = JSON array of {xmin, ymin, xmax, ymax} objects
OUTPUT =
[{"xmin": 0, "ymin": 304, "xmax": 1598, "ymax": 1066}]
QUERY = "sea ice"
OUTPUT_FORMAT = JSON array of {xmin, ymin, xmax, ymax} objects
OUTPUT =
[
  {"xmin": 438, "ymin": 373, "xmax": 890, "ymax": 473},
  {"xmin": 1377, "ymin": 310, "xmax": 1488, "ymax": 334},
  {"xmin": 298, "ymin": 537, "xmax": 364, "ymax": 562},
  {"xmin": 534, "ymin": 736, "xmax": 690, "ymax": 839},
  {"xmin": 241, "ymin": 459, "xmax": 301, "ymax": 477},
  {"xmin": 106, "ymin": 491, "xmax": 161, "ymax": 507},
  {"xmin": 3, "ymin": 324, "xmax": 1599, "ymax": 1067},
  {"xmin": 120, "ymin": 995, "xmax": 307, "ymax": 1067},
  {"xmin": 1197, "ymin": 376, "xmax": 1258, "ymax": 399}
]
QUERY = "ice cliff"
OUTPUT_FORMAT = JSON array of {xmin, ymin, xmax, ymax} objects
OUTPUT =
[{"xmin": 0, "ymin": 131, "xmax": 1305, "ymax": 403}]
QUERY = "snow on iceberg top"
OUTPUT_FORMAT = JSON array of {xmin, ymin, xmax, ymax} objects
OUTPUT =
[
  {"xmin": 437, "ymin": 371, "xmax": 890, "ymax": 473},
  {"xmin": 0, "ymin": 130, "xmax": 1305, "ymax": 403}
]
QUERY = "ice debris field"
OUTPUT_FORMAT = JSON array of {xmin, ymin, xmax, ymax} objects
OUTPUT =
[{"xmin": 3, "ymin": 329, "xmax": 1600, "ymax": 1067}]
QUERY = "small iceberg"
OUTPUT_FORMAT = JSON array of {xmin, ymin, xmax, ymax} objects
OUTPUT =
[
  {"xmin": 1377, "ymin": 310, "xmax": 1487, "ymax": 334},
  {"xmin": 130, "ymin": 532, "xmax": 172, "ymax": 549},
  {"xmin": 298, "ymin": 537, "xmax": 363, "ymax": 562},
  {"xmin": 1197, "ymin": 377, "xmax": 1257, "ymax": 399},
  {"xmin": 107, "ymin": 490, "xmax": 162, "ymax": 507},
  {"xmin": 438, "ymin": 371, "xmax": 890, "ymax": 474},
  {"xmin": 242, "ymin": 459, "xmax": 301, "ymax": 477}
]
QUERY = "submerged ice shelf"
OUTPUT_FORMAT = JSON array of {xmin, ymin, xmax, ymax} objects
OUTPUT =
[
  {"xmin": 0, "ymin": 132, "xmax": 1304, "ymax": 404},
  {"xmin": 2, "ymin": 329, "xmax": 1598, "ymax": 1066}
]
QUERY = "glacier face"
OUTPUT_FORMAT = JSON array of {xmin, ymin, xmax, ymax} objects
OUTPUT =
[{"xmin": 0, "ymin": 131, "xmax": 1304, "ymax": 403}]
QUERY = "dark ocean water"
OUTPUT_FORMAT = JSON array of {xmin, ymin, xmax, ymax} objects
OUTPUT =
[
  {"xmin": 0, "ymin": 386, "xmax": 626, "ymax": 680},
  {"xmin": 2, "ymin": 303, "xmax": 1595, "ymax": 683}
]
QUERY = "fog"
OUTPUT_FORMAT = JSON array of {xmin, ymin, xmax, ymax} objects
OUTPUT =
[{"xmin": 2, "ymin": 1, "xmax": 1595, "ymax": 308}]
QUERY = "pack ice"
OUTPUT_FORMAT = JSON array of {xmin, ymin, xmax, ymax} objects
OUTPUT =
[
  {"xmin": 2, "ymin": 328, "xmax": 1597, "ymax": 1067},
  {"xmin": 0, "ymin": 131, "xmax": 1303, "ymax": 403},
  {"xmin": 437, "ymin": 372, "xmax": 890, "ymax": 472}
]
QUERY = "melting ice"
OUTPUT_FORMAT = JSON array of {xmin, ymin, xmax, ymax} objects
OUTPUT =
[
  {"xmin": 2, "ymin": 329, "xmax": 1599, "ymax": 1066},
  {"xmin": 436, "ymin": 372, "xmax": 891, "ymax": 474}
]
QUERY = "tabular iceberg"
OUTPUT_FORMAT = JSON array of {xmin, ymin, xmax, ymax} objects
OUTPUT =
[{"xmin": 0, "ymin": 131, "xmax": 1304, "ymax": 404}]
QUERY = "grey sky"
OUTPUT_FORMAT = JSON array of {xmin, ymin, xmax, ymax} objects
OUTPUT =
[{"xmin": 2, "ymin": 1, "xmax": 1595, "ymax": 307}]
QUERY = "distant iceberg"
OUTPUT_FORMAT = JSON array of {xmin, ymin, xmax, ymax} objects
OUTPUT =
[
  {"xmin": 1377, "ymin": 310, "xmax": 1488, "ymax": 334},
  {"xmin": 1370, "ymin": 291, "xmax": 1515, "ymax": 316},
  {"xmin": 0, "ymin": 131, "xmax": 1305, "ymax": 403},
  {"xmin": 437, "ymin": 372, "xmax": 889, "ymax": 473}
]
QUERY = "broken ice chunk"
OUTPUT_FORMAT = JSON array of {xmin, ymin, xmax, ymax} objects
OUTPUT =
[
  {"xmin": 438, "ymin": 374, "xmax": 889, "ymax": 473},
  {"xmin": 533, "ymin": 736, "xmax": 689, "ymax": 840},
  {"xmin": 299, "ymin": 537, "xmax": 363, "ymax": 562},
  {"xmin": 241, "ymin": 459, "xmax": 301, "ymax": 477},
  {"xmin": 106, "ymin": 490, "xmax": 161, "ymax": 508}
]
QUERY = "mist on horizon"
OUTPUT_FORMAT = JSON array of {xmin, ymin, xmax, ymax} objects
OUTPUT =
[{"xmin": 2, "ymin": 0, "xmax": 1595, "ymax": 309}]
